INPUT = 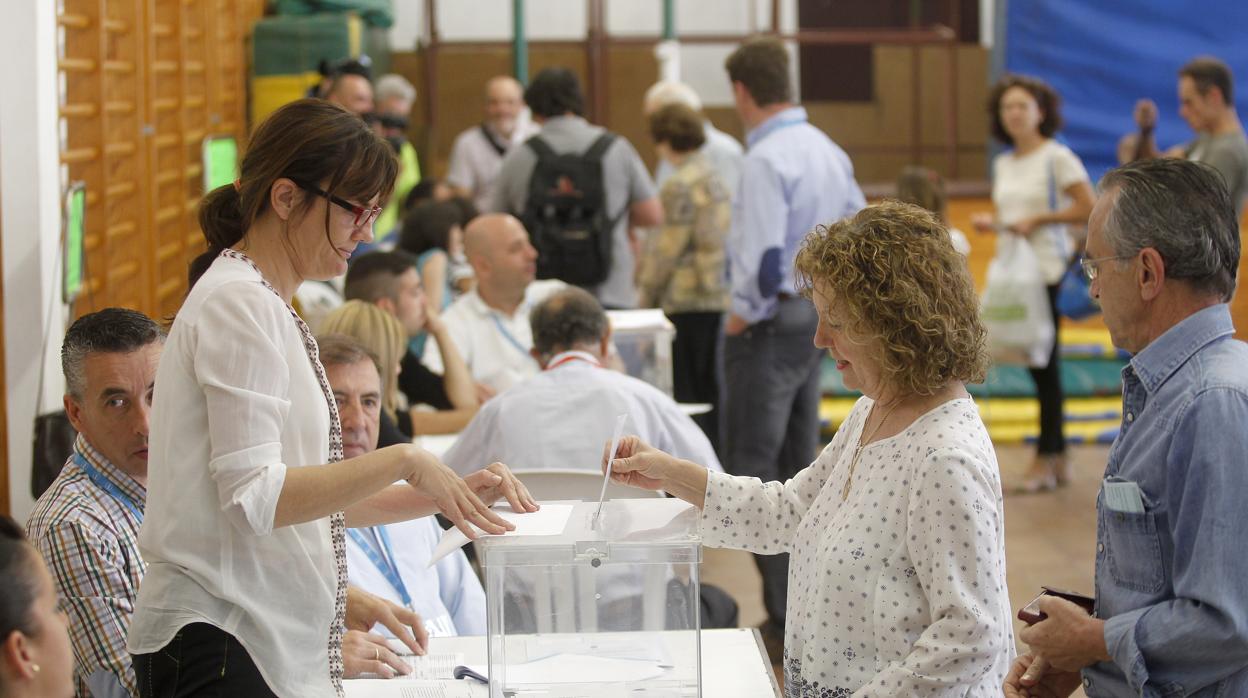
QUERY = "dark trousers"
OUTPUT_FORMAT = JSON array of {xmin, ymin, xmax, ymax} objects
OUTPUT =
[
  {"xmin": 670, "ymin": 311, "xmax": 723, "ymax": 453},
  {"xmin": 719, "ymin": 297, "xmax": 824, "ymax": 627},
  {"xmin": 1028, "ymin": 284, "xmax": 1066, "ymax": 455},
  {"xmin": 133, "ymin": 623, "xmax": 277, "ymax": 698}
]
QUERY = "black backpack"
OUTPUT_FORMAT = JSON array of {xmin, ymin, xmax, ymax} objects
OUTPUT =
[{"xmin": 521, "ymin": 133, "xmax": 618, "ymax": 286}]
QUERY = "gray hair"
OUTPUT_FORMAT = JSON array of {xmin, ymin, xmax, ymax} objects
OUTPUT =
[
  {"xmin": 530, "ymin": 287, "xmax": 609, "ymax": 361},
  {"xmin": 1099, "ymin": 158, "xmax": 1240, "ymax": 301},
  {"xmin": 375, "ymin": 74, "xmax": 416, "ymax": 105},
  {"xmin": 316, "ymin": 333, "xmax": 382, "ymax": 377},
  {"xmin": 62, "ymin": 308, "xmax": 164, "ymax": 399},
  {"xmin": 643, "ymin": 80, "xmax": 702, "ymax": 113}
]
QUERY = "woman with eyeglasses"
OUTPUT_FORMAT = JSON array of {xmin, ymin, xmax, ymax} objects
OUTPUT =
[
  {"xmin": 970, "ymin": 74, "xmax": 1096, "ymax": 494},
  {"xmin": 130, "ymin": 99, "xmax": 537, "ymax": 698}
]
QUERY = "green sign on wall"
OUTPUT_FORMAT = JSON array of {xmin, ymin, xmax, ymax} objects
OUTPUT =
[
  {"xmin": 63, "ymin": 182, "xmax": 85, "ymax": 304},
  {"xmin": 203, "ymin": 136, "xmax": 239, "ymax": 192}
]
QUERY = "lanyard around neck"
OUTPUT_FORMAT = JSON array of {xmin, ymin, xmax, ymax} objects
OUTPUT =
[
  {"xmin": 489, "ymin": 312, "xmax": 531, "ymax": 358},
  {"xmin": 74, "ymin": 453, "xmax": 143, "ymax": 525},
  {"xmin": 347, "ymin": 526, "xmax": 412, "ymax": 608},
  {"xmin": 545, "ymin": 350, "xmax": 602, "ymax": 371}
]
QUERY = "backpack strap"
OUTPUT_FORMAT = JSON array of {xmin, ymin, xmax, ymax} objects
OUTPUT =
[
  {"xmin": 583, "ymin": 133, "xmax": 616, "ymax": 163},
  {"xmin": 525, "ymin": 135, "xmax": 558, "ymax": 164}
]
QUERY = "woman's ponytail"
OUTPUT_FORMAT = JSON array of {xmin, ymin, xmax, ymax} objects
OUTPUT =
[{"xmin": 189, "ymin": 183, "xmax": 245, "ymax": 288}]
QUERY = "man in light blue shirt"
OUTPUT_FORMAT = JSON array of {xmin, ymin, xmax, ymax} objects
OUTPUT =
[
  {"xmin": 718, "ymin": 37, "xmax": 864, "ymax": 642},
  {"xmin": 1005, "ymin": 159, "xmax": 1248, "ymax": 697}
]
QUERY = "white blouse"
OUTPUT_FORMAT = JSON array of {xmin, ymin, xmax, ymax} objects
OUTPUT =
[
  {"xmin": 700, "ymin": 398, "xmax": 1013, "ymax": 696},
  {"xmin": 990, "ymin": 139, "xmax": 1090, "ymax": 284},
  {"xmin": 129, "ymin": 255, "xmax": 341, "ymax": 697}
]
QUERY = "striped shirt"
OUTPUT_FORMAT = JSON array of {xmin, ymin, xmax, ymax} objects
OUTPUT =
[{"xmin": 26, "ymin": 434, "xmax": 146, "ymax": 698}]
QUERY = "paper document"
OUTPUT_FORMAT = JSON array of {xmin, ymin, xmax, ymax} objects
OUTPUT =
[
  {"xmin": 593, "ymin": 413, "xmax": 630, "ymax": 529},
  {"xmin": 342, "ymin": 679, "xmax": 474, "ymax": 698},
  {"xmin": 428, "ymin": 504, "xmax": 574, "ymax": 566}
]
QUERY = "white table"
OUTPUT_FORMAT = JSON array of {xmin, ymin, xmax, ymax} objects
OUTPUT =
[{"xmin": 344, "ymin": 628, "xmax": 780, "ymax": 697}]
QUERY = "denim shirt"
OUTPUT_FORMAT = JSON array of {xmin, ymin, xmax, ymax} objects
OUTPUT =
[
  {"xmin": 727, "ymin": 106, "xmax": 864, "ymax": 324},
  {"xmin": 1084, "ymin": 304, "xmax": 1248, "ymax": 697}
]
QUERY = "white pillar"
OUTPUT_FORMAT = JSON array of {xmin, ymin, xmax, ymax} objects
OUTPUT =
[{"xmin": 1, "ymin": 0, "xmax": 65, "ymax": 520}]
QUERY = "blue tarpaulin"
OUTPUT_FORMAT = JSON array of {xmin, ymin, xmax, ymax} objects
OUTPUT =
[{"xmin": 1004, "ymin": 0, "xmax": 1248, "ymax": 181}]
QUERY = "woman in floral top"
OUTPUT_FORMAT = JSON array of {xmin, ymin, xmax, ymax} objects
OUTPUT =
[
  {"xmin": 610, "ymin": 201, "xmax": 1013, "ymax": 696},
  {"xmin": 639, "ymin": 103, "xmax": 731, "ymax": 448}
]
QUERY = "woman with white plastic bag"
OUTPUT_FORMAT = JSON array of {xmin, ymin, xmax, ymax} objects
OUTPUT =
[
  {"xmin": 982, "ymin": 234, "xmax": 1055, "ymax": 367},
  {"xmin": 971, "ymin": 75, "xmax": 1095, "ymax": 493}
]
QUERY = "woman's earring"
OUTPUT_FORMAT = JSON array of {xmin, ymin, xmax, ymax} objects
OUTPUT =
[{"xmin": 31, "ymin": 663, "xmax": 40, "ymax": 673}]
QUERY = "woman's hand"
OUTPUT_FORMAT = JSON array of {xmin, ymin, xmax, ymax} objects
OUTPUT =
[
  {"xmin": 1002, "ymin": 653, "xmax": 1081, "ymax": 698},
  {"xmin": 406, "ymin": 451, "xmax": 513, "ymax": 538},
  {"xmin": 342, "ymin": 630, "xmax": 411, "ymax": 679},
  {"xmin": 970, "ymin": 212, "xmax": 996, "ymax": 234},
  {"xmin": 344, "ymin": 585, "xmax": 428, "ymax": 657},
  {"xmin": 1009, "ymin": 216, "xmax": 1041, "ymax": 236},
  {"xmin": 424, "ymin": 301, "xmax": 446, "ymax": 337},
  {"xmin": 608, "ymin": 436, "xmax": 710, "ymax": 507},
  {"xmin": 464, "ymin": 462, "xmax": 540, "ymax": 513},
  {"xmin": 605, "ymin": 436, "xmax": 673, "ymax": 491}
]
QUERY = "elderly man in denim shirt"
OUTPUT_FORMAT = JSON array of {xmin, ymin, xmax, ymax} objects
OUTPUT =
[
  {"xmin": 718, "ymin": 37, "xmax": 865, "ymax": 646},
  {"xmin": 1005, "ymin": 159, "xmax": 1248, "ymax": 697}
]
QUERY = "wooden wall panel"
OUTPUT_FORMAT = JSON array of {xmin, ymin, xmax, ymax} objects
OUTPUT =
[
  {"xmin": 57, "ymin": 0, "xmax": 262, "ymax": 322},
  {"xmin": 396, "ymin": 42, "xmax": 988, "ymax": 186}
]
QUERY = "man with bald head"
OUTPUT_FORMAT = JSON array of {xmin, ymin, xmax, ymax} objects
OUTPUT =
[
  {"xmin": 421, "ymin": 213, "xmax": 565, "ymax": 392},
  {"xmin": 447, "ymin": 76, "xmax": 539, "ymax": 211},
  {"xmin": 325, "ymin": 69, "xmax": 374, "ymax": 116}
]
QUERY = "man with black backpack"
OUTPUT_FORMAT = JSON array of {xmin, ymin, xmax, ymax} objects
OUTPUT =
[{"xmin": 491, "ymin": 67, "xmax": 662, "ymax": 309}]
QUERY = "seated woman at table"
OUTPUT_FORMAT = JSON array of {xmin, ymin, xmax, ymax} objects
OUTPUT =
[{"xmin": 607, "ymin": 201, "xmax": 1014, "ymax": 695}]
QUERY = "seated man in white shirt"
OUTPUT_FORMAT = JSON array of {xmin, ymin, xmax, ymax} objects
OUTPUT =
[
  {"xmin": 443, "ymin": 287, "xmax": 736, "ymax": 629},
  {"xmin": 319, "ymin": 334, "xmax": 486, "ymax": 675},
  {"xmin": 442, "ymin": 286, "xmax": 721, "ymax": 477},
  {"xmin": 422, "ymin": 213, "xmax": 564, "ymax": 394}
]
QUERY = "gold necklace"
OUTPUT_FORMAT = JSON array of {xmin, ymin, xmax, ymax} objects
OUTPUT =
[{"xmin": 842, "ymin": 397, "xmax": 905, "ymax": 501}]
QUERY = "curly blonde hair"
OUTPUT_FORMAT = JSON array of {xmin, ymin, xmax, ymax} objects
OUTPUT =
[
  {"xmin": 320, "ymin": 300, "xmax": 407, "ymax": 421},
  {"xmin": 795, "ymin": 201, "xmax": 988, "ymax": 396}
]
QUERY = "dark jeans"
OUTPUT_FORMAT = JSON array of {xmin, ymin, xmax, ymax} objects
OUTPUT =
[
  {"xmin": 719, "ymin": 297, "xmax": 824, "ymax": 627},
  {"xmin": 133, "ymin": 623, "xmax": 277, "ymax": 698},
  {"xmin": 670, "ymin": 311, "xmax": 723, "ymax": 453},
  {"xmin": 1029, "ymin": 284, "xmax": 1066, "ymax": 455}
]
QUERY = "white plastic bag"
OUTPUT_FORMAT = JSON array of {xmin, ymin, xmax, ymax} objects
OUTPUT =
[{"xmin": 981, "ymin": 235, "xmax": 1055, "ymax": 368}]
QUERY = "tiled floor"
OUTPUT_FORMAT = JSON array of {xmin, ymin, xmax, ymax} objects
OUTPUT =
[{"xmin": 701, "ymin": 442, "xmax": 1107, "ymax": 696}]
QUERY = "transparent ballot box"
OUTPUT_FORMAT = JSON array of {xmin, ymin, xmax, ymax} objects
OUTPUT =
[
  {"xmin": 607, "ymin": 309, "xmax": 675, "ymax": 397},
  {"xmin": 479, "ymin": 498, "xmax": 703, "ymax": 697}
]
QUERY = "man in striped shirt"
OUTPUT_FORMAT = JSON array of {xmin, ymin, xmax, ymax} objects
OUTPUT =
[{"xmin": 26, "ymin": 308, "xmax": 163, "ymax": 698}]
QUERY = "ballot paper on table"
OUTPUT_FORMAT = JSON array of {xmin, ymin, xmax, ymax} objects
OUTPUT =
[
  {"xmin": 378, "ymin": 643, "xmax": 464, "ymax": 681},
  {"xmin": 427, "ymin": 503, "xmax": 574, "ymax": 567}
]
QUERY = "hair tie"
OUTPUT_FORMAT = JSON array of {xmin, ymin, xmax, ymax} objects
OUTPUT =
[{"xmin": 233, "ymin": 178, "xmax": 242, "ymax": 192}]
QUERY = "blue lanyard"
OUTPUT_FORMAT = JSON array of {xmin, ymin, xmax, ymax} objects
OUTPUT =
[
  {"xmin": 347, "ymin": 526, "xmax": 412, "ymax": 608},
  {"xmin": 747, "ymin": 116, "xmax": 806, "ymax": 149},
  {"xmin": 489, "ymin": 313, "xmax": 531, "ymax": 358},
  {"xmin": 74, "ymin": 453, "xmax": 144, "ymax": 525}
]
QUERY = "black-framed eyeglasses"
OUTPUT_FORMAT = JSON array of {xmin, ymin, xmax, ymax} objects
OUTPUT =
[
  {"xmin": 295, "ymin": 181, "xmax": 382, "ymax": 229},
  {"xmin": 1079, "ymin": 254, "xmax": 1133, "ymax": 281}
]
